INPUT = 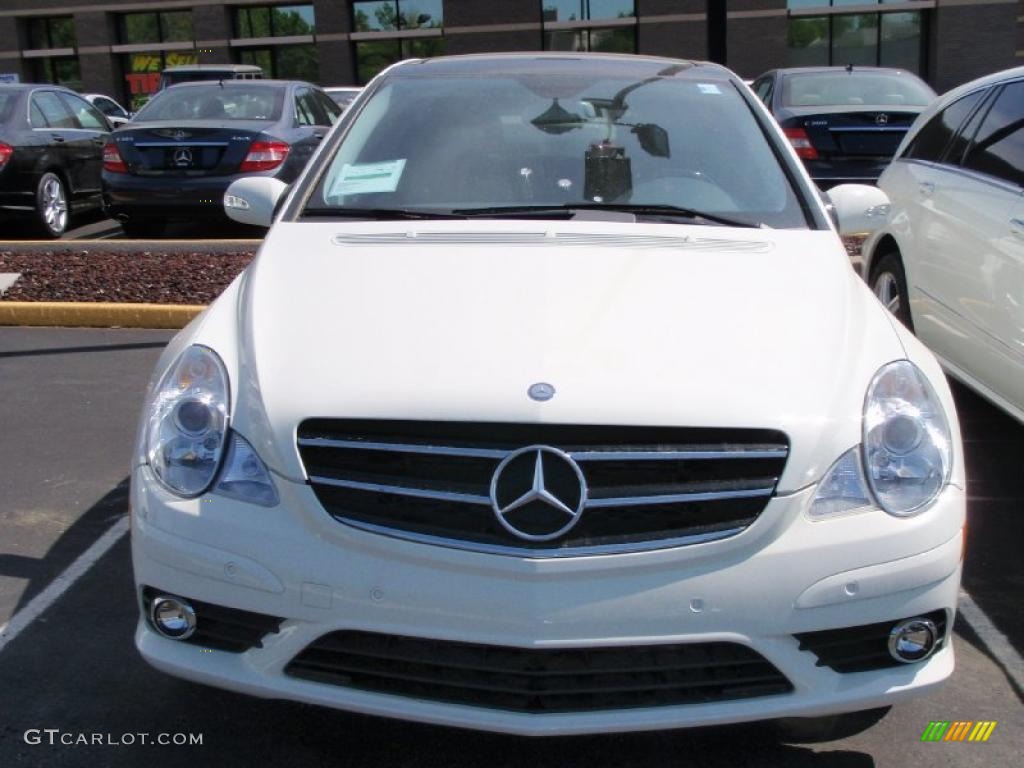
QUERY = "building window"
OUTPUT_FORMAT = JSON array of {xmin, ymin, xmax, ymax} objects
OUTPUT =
[
  {"xmin": 541, "ymin": 1, "xmax": 637, "ymax": 53},
  {"xmin": 117, "ymin": 11, "xmax": 196, "ymax": 109},
  {"xmin": 788, "ymin": 10, "xmax": 925, "ymax": 74},
  {"xmin": 235, "ymin": 4, "xmax": 316, "ymax": 38},
  {"xmin": 25, "ymin": 16, "xmax": 80, "ymax": 91},
  {"xmin": 352, "ymin": 2, "xmax": 445, "ymax": 84},
  {"xmin": 353, "ymin": 1, "xmax": 443, "ymax": 33},
  {"xmin": 27, "ymin": 16, "xmax": 76, "ymax": 50},
  {"xmin": 119, "ymin": 11, "xmax": 194, "ymax": 45},
  {"xmin": 233, "ymin": 6, "xmax": 318, "ymax": 82}
]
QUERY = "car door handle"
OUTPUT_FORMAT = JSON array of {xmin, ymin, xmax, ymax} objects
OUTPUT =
[
  {"xmin": 51, "ymin": 134, "xmax": 65, "ymax": 143},
  {"xmin": 919, "ymin": 181, "xmax": 935, "ymax": 197},
  {"xmin": 1010, "ymin": 219, "xmax": 1024, "ymax": 238},
  {"xmin": 91, "ymin": 137, "xmax": 105, "ymax": 146}
]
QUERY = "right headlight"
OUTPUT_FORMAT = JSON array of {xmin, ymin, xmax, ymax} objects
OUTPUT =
[{"xmin": 862, "ymin": 360, "xmax": 952, "ymax": 517}]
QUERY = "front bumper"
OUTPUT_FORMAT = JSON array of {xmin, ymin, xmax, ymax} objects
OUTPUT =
[{"xmin": 131, "ymin": 465, "xmax": 964, "ymax": 735}]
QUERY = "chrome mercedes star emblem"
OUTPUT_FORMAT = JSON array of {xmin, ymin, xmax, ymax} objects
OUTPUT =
[
  {"xmin": 173, "ymin": 147, "xmax": 193, "ymax": 167},
  {"xmin": 489, "ymin": 446, "xmax": 586, "ymax": 541},
  {"xmin": 876, "ymin": 113, "xmax": 889, "ymax": 126},
  {"xmin": 528, "ymin": 382, "xmax": 555, "ymax": 402},
  {"xmin": 173, "ymin": 130, "xmax": 187, "ymax": 141}
]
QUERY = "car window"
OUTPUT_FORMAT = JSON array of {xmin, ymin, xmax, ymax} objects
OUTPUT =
[
  {"xmin": 95, "ymin": 97, "xmax": 127, "ymax": 118},
  {"xmin": 781, "ymin": 72, "xmax": 934, "ymax": 108},
  {"xmin": 903, "ymin": 89, "xmax": 986, "ymax": 163},
  {"xmin": 31, "ymin": 91, "xmax": 77, "ymax": 129},
  {"xmin": 58, "ymin": 92, "xmax": 109, "ymax": 131},
  {"xmin": 314, "ymin": 90, "xmax": 342, "ymax": 125},
  {"xmin": 961, "ymin": 80, "xmax": 1024, "ymax": 187},
  {"xmin": 29, "ymin": 101, "xmax": 48, "ymax": 128},
  {"xmin": 134, "ymin": 85, "xmax": 284, "ymax": 121},
  {"xmin": 295, "ymin": 88, "xmax": 319, "ymax": 126},
  {"xmin": 307, "ymin": 71, "xmax": 810, "ymax": 229},
  {"xmin": 753, "ymin": 77, "xmax": 773, "ymax": 107}
]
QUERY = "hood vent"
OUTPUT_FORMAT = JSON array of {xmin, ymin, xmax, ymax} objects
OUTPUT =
[{"xmin": 330, "ymin": 230, "xmax": 772, "ymax": 253}]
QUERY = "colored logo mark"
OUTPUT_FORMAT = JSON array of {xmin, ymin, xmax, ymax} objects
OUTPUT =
[{"xmin": 921, "ymin": 721, "xmax": 997, "ymax": 742}]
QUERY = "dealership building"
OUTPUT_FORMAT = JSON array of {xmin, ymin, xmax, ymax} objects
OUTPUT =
[{"xmin": 0, "ymin": 1, "xmax": 1020, "ymax": 109}]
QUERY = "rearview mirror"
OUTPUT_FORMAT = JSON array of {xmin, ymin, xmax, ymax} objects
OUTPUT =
[
  {"xmin": 826, "ymin": 184, "xmax": 891, "ymax": 237},
  {"xmin": 633, "ymin": 123, "xmax": 670, "ymax": 158},
  {"xmin": 224, "ymin": 177, "xmax": 289, "ymax": 228}
]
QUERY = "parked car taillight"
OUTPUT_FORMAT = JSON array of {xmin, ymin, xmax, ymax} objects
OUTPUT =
[
  {"xmin": 103, "ymin": 142, "xmax": 128, "ymax": 173},
  {"xmin": 0, "ymin": 142, "xmax": 12, "ymax": 169},
  {"xmin": 239, "ymin": 141, "xmax": 289, "ymax": 172},
  {"xmin": 783, "ymin": 127, "xmax": 819, "ymax": 160}
]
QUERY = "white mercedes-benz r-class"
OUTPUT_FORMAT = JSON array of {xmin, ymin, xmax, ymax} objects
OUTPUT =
[{"xmin": 131, "ymin": 54, "xmax": 965, "ymax": 739}]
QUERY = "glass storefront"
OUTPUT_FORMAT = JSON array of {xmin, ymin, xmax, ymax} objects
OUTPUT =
[
  {"xmin": 788, "ymin": 9, "xmax": 924, "ymax": 74},
  {"xmin": 352, "ymin": 1, "xmax": 444, "ymax": 84},
  {"xmin": 541, "ymin": 1, "xmax": 636, "ymax": 53},
  {"xmin": 354, "ymin": 38, "xmax": 445, "ymax": 84},
  {"xmin": 117, "ymin": 11, "xmax": 198, "ymax": 109}
]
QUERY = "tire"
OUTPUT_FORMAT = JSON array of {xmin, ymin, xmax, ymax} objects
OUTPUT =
[
  {"xmin": 870, "ymin": 251, "xmax": 913, "ymax": 331},
  {"xmin": 775, "ymin": 706, "xmax": 891, "ymax": 744},
  {"xmin": 34, "ymin": 172, "xmax": 69, "ymax": 238},
  {"xmin": 119, "ymin": 217, "xmax": 164, "ymax": 238}
]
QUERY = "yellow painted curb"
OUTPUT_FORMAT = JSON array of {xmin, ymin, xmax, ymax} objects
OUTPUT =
[{"xmin": 0, "ymin": 302, "xmax": 205, "ymax": 329}]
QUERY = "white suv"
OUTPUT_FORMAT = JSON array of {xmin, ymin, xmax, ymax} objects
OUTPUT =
[
  {"xmin": 130, "ymin": 54, "xmax": 964, "ymax": 738},
  {"xmin": 862, "ymin": 65, "xmax": 1024, "ymax": 424}
]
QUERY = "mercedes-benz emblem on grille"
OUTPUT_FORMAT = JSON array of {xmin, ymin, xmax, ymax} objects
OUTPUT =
[
  {"xmin": 489, "ymin": 445, "xmax": 586, "ymax": 541},
  {"xmin": 876, "ymin": 113, "xmax": 889, "ymax": 126},
  {"xmin": 528, "ymin": 382, "xmax": 555, "ymax": 402},
  {"xmin": 173, "ymin": 147, "xmax": 193, "ymax": 167}
]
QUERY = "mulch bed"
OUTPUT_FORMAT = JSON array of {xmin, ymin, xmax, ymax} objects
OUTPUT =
[{"xmin": 0, "ymin": 249, "xmax": 255, "ymax": 304}]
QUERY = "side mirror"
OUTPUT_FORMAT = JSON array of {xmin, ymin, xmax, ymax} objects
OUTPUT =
[
  {"xmin": 826, "ymin": 184, "xmax": 891, "ymax": 237},
  {"xmin": 108, "ymin": 116, "xmax": 129, "ymax": 128},
  {"xmin": 224, "ymin": 177, "xmax": 289, "ymax": 228}
]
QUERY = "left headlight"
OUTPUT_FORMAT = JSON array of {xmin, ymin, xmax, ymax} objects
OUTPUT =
[
  {"xmin": 863, "ymin": 360, "xmax": 952, "ymax": 517},
  {"xmin": 146, "ymin": 345, "xmax": 230, "ymax": 497}
]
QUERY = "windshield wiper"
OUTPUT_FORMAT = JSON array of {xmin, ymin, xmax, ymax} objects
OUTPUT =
[
  {"xmin": 302, "ymin": 207, "xmax": 465, "ymax": 220},
  {"xmin": 452, "ymin": 203, "xmax": 761, "ymax": 229}
]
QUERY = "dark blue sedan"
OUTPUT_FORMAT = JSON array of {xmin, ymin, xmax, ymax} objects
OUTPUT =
[
  {"xmin": 750, "ymin": 66, "xmax": 935, "ymax": 189},
  {"xmin": 102, "ymin": 80, "xmax": 340, "ymax": 236}
]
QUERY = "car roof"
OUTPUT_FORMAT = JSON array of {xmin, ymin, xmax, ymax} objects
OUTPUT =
[
  {"xmin": 387, "ymin": 52, "xmax": 737, "ymax": 81},
  {"xmin": 162, "ymin": 64, "xmax": 263, "ymax": 73},
  {"xmin": 159, "ymin": 79, "xmax": 309, "ymax": 89},
  {"xmin": 0, "ymin": 83, "xmax": 75, "ymax": 92},
  {"xmin": 772, "ymin": 66, "xmax": 919, "ymax": 77}
]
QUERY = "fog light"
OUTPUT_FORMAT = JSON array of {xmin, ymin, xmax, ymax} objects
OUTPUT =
[
  {"xmin": 150, "ymin": 596, "xmax": 197, "ymax": 640},
  {"xmin": 888, "ymin": 617, "xmax": 938, "ymax": 663}
]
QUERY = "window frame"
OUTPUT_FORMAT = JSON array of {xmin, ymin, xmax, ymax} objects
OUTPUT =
[
  {"xmin": 30, "ymin": 90, "xmax": 78, "ymax": 130},
  {"xmin": 956, "ymin": 80, "xmax": 1024, "ymax": 189}
]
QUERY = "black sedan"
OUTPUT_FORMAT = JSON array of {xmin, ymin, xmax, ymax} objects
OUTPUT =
[
  {"xmin": 750, "ymin": 66, "xmax": 935, "ymax": 188},
  {"xmin": 0, "ymin": 84, "xmax": 111, "ymax": 237},
  {"xmin": 102, "ymin": 80, "xmax": 340, "ymax": 236}
]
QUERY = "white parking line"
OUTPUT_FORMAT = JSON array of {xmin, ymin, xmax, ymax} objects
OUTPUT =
[
  {"xmin": 957, "ymin": 589, "xmax": 1024, "ymax": 691},
  {"xmin": 0, "ymin": 517, "xmax": 128, "ymax": 655}
]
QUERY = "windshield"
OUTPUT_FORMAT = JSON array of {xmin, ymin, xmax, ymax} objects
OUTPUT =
[
  {"xmin": 134, "ymin": 85, "xmax": 283, "ymax": 122},
  {"xmin": 782, "ymin": 72, "xmax": 934, "ymax": 108},
  {"xmin": 306, "ymin": 68, "xmax": 809, "ymax": 228}
]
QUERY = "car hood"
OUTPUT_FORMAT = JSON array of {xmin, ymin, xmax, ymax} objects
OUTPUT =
[{"xmin": 229, "ymin": 220, "xmax": 905, "ymax": 492}]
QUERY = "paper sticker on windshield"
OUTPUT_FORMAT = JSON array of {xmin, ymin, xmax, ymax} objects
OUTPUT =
[
  {"xmin": 698, "ymin": 83, "xmax": 722, "ymax": 95},
  {"xmin": 330, "ymin": 159, "xmax": 406, "ymax": 196}
]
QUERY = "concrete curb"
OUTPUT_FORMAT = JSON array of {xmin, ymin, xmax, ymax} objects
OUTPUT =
[{"xmin": 0, "ymin": 302, "xmax": 204, "ymax": 329}]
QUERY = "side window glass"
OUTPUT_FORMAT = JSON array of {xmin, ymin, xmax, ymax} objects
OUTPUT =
[
  {"xmin": 97, "ymin": 98, "xmax": 126, "ymax": 118},
  {"xmin": 32, "ymin": 92, "xmax": 77, "ymax": 129},
  {"xmin": 315, "ymin": 91, "xmax": 341, "ymax": 125},
  {"xmin": 58, "ymin": 92, "xmax": 109, "ymax": 131},
  {"xmin": 754, "ymin": 78, "xmax": 773, "ymax": 107},
  {"xmin": 962, "ymin": 81, "xmax": 1024, "ymax": 187},
  {"xmin": 903, "ymin": 89, "xmax": 985, "ymax": 163},
  {"xmin": 30, "ymin": 101, "xmax": 49, "ymax": 128},
  {"xmin": 295, "ymin": 89, "xmax": 317, "ymax": 126}
]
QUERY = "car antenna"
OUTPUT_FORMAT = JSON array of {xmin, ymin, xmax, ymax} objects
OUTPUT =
[{"xmin": 846, "ymin": 63, "xmax": 853, "ymax": 73}]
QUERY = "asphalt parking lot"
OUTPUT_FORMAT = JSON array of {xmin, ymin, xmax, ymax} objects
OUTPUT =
[{"xmin": 0, "ymin": 326, "xmax": 1021, "ymax": 767}]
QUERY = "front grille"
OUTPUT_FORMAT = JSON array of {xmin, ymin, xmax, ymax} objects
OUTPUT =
[
  {"xmin": 285, "ymin": 631, "xmax": 793, "ymax": 713},
  {"xmin": 794, "ymin": 610, "xmax": 948, "ymax": 673},
  {"xmin": 297, "ymin": 420, "xmax": 788, "ymax": 556},
  {"xmin": 142, "ymin": 587, "xmax": 284, "ymax": 653}
]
